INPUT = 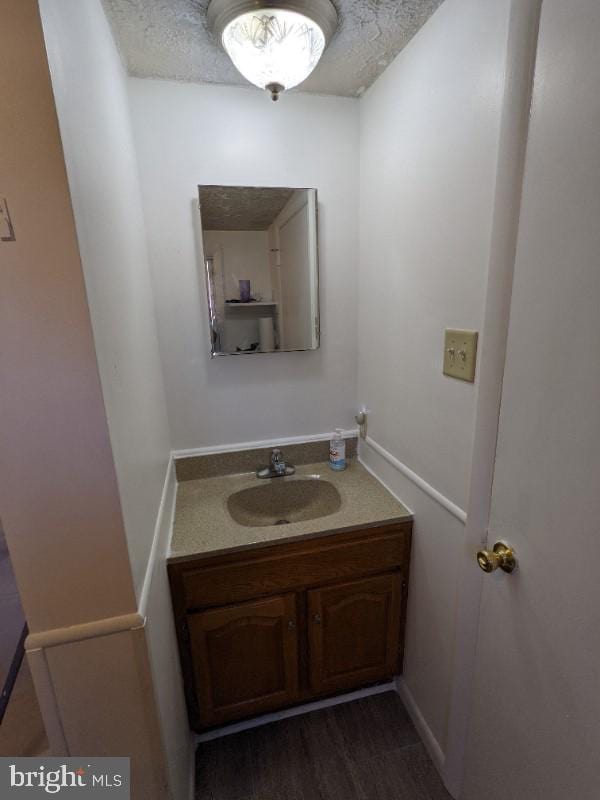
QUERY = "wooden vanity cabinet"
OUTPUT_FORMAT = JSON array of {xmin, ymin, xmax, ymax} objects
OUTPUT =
[
  {"xmin": 188, "ymin": 593, "xmax": 299, "ymax": 726},
  {"xmin": 168, "ymin": 521, "xmax": 412, "ymax": 731},
  {"xmin": 308, "ymin": 572, "xmax": 402, "ymax": 695}
]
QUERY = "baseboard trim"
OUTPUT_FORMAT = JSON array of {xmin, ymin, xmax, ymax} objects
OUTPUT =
[
  {"xmin": 188, "ymin": 737, "xmax": 196, "ymax": 800},
  {"xmin": 195, "ymin": 681, "xmax": 396, "ymax": 744},
  {"xmin": 172, "ymin": 429, "xmax": 359, "ymax": 460},
  {"xmin": 361, "ymin": 437, "xmax": 467, "ymax": 524},
  {"xmin": 395, "ymin": 677, "xmax": 445, "ymax": 773}
]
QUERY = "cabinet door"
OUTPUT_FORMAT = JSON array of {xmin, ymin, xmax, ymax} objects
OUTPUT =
[
  {"xmin": 308, "ymin": 573, "xmax": 401, "ymax": 694},
  {"xmin": 188, "ymin": 593, "xmax": 298, "ymax": 726}
]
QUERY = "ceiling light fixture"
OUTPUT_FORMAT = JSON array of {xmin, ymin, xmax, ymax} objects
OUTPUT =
[{"xmin": 208, "ymin": 0, "xmax": 338, "ymax": 101}]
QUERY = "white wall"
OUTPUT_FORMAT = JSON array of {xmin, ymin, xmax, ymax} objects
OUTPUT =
[
  {"xmin": 1, "ymin": 3, "xmax": 181, "ymax": 796},
  {"xmin": 204, "ymin": 229, "xmax": 272, "ymax": 351},
  {"xmin": 204, "ymin": 230, "xmax": 271, "ymax": 301},
  {"xmin": 128, "ymin": 80, "xmax": 360, "ymax": 450},
  {"xmin": 0, "ymin": 0, "xmax": 136, "ymax": 635},
  {"xmin": 40, "ymin": 0, "xmax": 171, "ymax": 599},
  {"xmin": 126, "ymin": 3, "xmax": 509, "ymax": 765},
  {"xmin": 357, "ymin": 0, "xmax": 511, "ymax": 755},
  {"xmin": 16, "ymin": 0, "xmax": 514, "ymax": 788},
  {"xmin": 37, "ymin": 2, "xmax": 192, "ymax": 795}
]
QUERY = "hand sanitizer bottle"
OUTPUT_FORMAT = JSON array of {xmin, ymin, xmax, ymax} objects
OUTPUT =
[{"xmin": 329, "ymin": 429, "xmax": 346, "ymax": 471}]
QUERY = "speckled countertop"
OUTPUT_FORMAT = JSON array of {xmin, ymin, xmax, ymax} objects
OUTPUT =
[{"xmin": 169, "ymin": 460, "xmax": 412, "ymax": 561}]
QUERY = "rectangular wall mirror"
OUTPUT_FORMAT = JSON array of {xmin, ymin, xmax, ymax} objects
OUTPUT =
[{"xmin": 199, "ymin": 185, "xmax": 320, "ymax": 357}]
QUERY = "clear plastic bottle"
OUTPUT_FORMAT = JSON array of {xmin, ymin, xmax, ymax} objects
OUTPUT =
[{"xmin": 329, "ymin": 428, "xmax": 346, "ymax": 471}]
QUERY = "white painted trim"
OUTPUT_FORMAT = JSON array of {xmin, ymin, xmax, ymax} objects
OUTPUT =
[
  {"xmin": 25, "ymin": 612, "xmax": 145, "ymax": 650},
  {"xmin": 362, "ymin": 436, "xmax": 467, "ymax": 524},
  {"xmin": 195, "ymin": 681, "xmax": 396, "ymax": 743},
  {"xmin": 172, "ymin": 429, "xmax": 359, "ymax": 460},
  {"xmin": 395, "ymin": 677, "xmax": 445, "ymax": 774},
  {"xmin": 139, "ymin": 455, "xmax": 176, "ymax": 617},
  {"xmin": 26, "ymin": 647, "xmax": 69, "ymax": 755}
]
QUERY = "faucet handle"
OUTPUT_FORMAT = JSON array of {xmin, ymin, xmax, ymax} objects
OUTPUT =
[{"xmin": 271, "ymin": 448, "xmax": 286, "ymax": 475}]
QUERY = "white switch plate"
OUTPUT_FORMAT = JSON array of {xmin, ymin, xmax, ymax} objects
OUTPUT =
[
  {"xmin": 443, "ymin": 329, "xmax": 479, "ymax": 382},
  {"xmin": 0, "ymin": 198, "xmax": 16, "ymax": 241}
]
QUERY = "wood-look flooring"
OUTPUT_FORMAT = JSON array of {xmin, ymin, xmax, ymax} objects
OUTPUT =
[{"xmin": 196, "ymin": 691, "xmax": 451, "ymax": 800}]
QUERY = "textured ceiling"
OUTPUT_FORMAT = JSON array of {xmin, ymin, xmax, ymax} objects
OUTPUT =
[
  {"xmin": 102, "ymin": 0, "xmax": 445, "ymax": 97},
  {"xmin": 199, "ymin": 185, "xmax": 295, "ymax": 230}
]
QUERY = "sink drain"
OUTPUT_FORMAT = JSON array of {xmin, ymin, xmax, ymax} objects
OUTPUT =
[{"xmin": 274, "ymin": 519, "xmax": 290, "ymax": 525}]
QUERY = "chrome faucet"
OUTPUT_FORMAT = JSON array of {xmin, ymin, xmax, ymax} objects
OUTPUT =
[{"xmin": 256, "ymin": 448, "xmax": 295, "ymax": 479}]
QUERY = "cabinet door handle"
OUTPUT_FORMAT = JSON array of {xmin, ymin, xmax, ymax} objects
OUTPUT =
[
  {"xmin": 287, "ymin": 619, "xmax": 296, "ymax": 630},
  {"xmin": 313, "ymin": 613, "xmax": 322, "ymax": 625}
]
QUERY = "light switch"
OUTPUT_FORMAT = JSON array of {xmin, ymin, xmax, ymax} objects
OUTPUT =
[
  {"xmin": 443, "ymin": 329, "xmax": 478, "ymax": 382},
  {"xmin": 0, "ymin": 198, "xmax": 16, "ymax": 241}
]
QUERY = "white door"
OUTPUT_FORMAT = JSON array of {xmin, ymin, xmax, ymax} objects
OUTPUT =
[
  {"xmin": 276, "ymin": 190, "xmax": 318, "ymax": 351},
  {"xmin": 462, "ymin": 2, "xmax": 600, "ymax": 798}
]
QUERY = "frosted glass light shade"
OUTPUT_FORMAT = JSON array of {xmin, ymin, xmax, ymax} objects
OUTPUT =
[{"xmin": 222, "ymin": 9, "xmax": 326, "ymax": 99}]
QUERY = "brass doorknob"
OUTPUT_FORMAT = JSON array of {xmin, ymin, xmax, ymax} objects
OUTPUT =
[{"xmin": 477, "ymin": 542, "xmax": 516, "ymax": 574}]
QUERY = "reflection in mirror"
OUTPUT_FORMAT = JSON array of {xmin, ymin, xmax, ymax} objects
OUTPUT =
[{"xmin": 199, "ymin": 185, "xmax": 319, "ymax": 356}]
